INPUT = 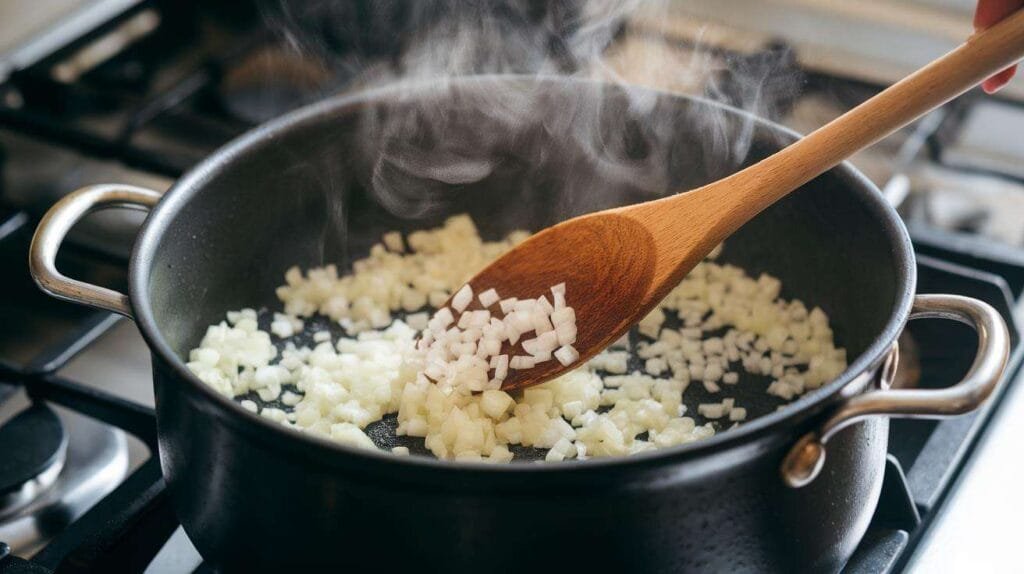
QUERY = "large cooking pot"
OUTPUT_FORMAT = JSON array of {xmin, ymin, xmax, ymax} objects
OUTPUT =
[{"xmin": 29, "ymin": 77, "xmax": 1008, "ymax": 572}]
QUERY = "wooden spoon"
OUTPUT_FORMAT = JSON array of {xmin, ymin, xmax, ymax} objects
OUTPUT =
[{"xmin": 463, "ymin": 10, "xmax": 1024, "ymax": 392}]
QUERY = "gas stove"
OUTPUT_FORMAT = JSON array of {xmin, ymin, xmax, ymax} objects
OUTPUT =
[{"xmin": 2, "ymin": 1, "xmax": 1024, "ymax": 572}]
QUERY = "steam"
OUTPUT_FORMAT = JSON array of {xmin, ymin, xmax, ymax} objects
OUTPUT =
[{"xmin": 265, "ymin": 0, "xmax": 804, "ymax": 220}]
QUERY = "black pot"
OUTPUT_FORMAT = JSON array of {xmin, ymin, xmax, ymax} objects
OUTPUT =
[{"xmin": 29, "ymin": 77, "xmax": 1009, "ymax": 573}]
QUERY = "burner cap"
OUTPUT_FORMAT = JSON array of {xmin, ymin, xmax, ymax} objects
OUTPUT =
[
  {"xmin": 0, "ymin": 405, "xmax": 67, "ymax": 518},
  {"xmin": 219, "ymin": 46, "xmax": 338, "ymax": 125}
]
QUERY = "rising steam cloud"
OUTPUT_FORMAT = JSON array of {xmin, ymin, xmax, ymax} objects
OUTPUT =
[{"xmin": 266, "ymin": 0, "xmax": 803, "ymax": 220}]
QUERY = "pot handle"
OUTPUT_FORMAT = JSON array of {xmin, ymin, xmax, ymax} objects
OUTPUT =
[
  {"xmin": 781, "ymin": 294, "xmax": 1009, "ymax": 488},
  {"xmin": 29, "ymin": 184, "xmax": 162, "ymax": 319}
]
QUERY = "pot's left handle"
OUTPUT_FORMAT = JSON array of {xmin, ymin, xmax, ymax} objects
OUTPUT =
[
  {"xmin": 781, "ymin": 294, "xmax": 1010, "ymax": 488},
  {"xmin": 29, "ymin": 185, "xmax": 162, "ymax": 318}
]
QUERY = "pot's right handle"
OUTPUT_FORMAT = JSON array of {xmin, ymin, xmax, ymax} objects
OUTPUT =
[
  {"xmin": 29, "ymin": 185, "xmax": 162, "ymax": 319},
  {"xmin": 781, "ymin": 294, "xmax": 1010, "ymax": 488}
]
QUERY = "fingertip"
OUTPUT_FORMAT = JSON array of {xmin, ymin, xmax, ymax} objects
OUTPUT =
[
  {"xmin": 982, "ymin": 65, "xmax": 1018, "ymax": 94},
  {"xmin": 975, "ymin": 0, "xmax": 1024, "ymax": 29}
]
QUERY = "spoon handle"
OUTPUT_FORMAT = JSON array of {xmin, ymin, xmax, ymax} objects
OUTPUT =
[{"xmin": 704, "ymin": 8, "xmax": 1024, "ymax": 224}]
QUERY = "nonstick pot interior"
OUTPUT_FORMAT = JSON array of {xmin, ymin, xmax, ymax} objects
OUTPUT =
[{"xmin": 136, "ymin": 76, "xmax": 913, "ymax": 461}]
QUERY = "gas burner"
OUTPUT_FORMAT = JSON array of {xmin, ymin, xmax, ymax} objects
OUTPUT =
[
  {"xmin": 0, "ymin": 403, "xmax": 128, "ymax": 558},
  {"xmin": 0, "ymin": 406, "xmax": 66, "ymax": 520},
  {"xmin": 218, "ymin": 45, "xmax": 341, "ymax": 125}
]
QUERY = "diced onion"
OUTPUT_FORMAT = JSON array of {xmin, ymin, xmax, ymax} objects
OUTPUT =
[
  {"xmin": 452, "ymin": 284, "xmax": 473, "ymax": 312},
  {"xmin": 554, "ymin": 345, "xmax": 579, "ymax": 366},
  {"xmin": 478, "ymin": 288, "xmax": 500, "ymax": 308}
]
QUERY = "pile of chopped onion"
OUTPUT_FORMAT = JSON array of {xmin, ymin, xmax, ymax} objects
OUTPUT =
[
  {"xmin": 415, "ymin": 281, "xmax": 579, "ymax": 395},
  {"xmin": 186, "ymin": 215, "xmax": 846, "ymax": 462}
]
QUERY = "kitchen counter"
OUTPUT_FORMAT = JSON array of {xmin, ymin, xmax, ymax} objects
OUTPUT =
[{"xmin": 907, "ymin": 350, "xmax": 1024, "ymax": 572}]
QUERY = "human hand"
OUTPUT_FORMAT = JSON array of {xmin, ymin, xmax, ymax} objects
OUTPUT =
[{"xmin": 976, "ymin": 0, "xmax": 1024, "ymax": 92}]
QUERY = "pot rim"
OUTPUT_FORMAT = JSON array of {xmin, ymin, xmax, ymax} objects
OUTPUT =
[{"xmin": 129, "ymin": 74, "xmax": 916, "ymax": 476}]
